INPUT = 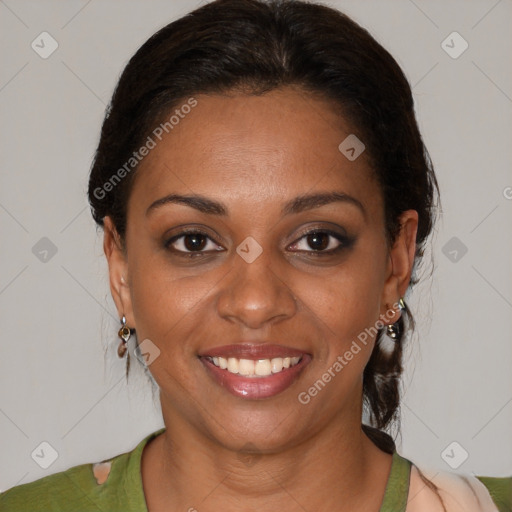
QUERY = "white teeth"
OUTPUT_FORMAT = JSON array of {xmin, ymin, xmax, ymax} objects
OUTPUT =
[
  {"xmin": 255, "ymin": 359, "xmax": 271, "ymax": 376},
  {"xmin": 227, "ymin": 357, "xmax": 239, "ymax": 374},
  {"xmin": 208, "ymin": 356, "xmax": 302, "ymax": 377},
  {"xmin": 238, "ymin": 359, "xmax": 255, "ymax": 376},
  {"xmin": 270, "ymin": 357, "xmax": 283, "ymax": 373}
]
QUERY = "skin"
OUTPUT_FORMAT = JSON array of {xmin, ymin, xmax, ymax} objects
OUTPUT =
[{"xmin": 104, "ymin": 86, "xmax": 418, "ymax": 512}]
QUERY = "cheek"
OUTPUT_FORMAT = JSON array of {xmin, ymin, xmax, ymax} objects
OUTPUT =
[
  {"xmin": 127, "ymin": 264, "xmax": 227, "ymax": 395},
  {"xmin": 292, "ymin": 270, "xmax": 384, "ymax": 407},
  {"xmin": 296, "ymin": 260, "xmax": 385, "ymax": 341},
  {"xmin": 127, "ymin": 255, "xmax": 219, "ymax": 350},
  {"xmin": 290, "ymin": 255, "xmax": 388, "ymax": 397}
]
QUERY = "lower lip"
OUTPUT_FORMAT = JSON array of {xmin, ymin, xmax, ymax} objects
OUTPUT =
[{"xmin": 200, "ymin": 355, "xmax": 312, "ymax": 399}]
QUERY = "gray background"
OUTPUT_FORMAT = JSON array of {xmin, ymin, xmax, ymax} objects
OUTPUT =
[{"xmin": 1, "ymin": 0, "xmax": 511, "ymax": 491}]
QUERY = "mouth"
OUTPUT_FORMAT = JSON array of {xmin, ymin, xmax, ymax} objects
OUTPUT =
[{"xmin": 199, "ymin": 344, "xmax": 312, "ymax": 399}]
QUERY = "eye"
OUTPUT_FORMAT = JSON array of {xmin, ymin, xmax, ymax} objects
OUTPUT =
[
  {"xmin": 288, "ymin": 229, "xmax": 352, "ymax": 255},
  {"xmin": 164, "ymin": 227, "xmax": 353, "ymax": 257},
  {"xmin": 165, "ymin": 229, "xmax": 224, "ymax": 254}
]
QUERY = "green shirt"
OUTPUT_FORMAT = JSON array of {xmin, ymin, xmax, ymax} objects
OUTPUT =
[{"xmin": 1, "ymin": 428, "xmax": 510, "ymax": 511}]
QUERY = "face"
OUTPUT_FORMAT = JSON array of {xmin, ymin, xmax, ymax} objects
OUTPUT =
[{"xmin": 104, "ymin": 86, "xmax": 417, "ymax": 452}]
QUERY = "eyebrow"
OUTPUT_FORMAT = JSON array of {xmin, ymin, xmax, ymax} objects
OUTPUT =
[{"xmin": 146, "ymin": 191, "xmax": 366, "ymax": 218}]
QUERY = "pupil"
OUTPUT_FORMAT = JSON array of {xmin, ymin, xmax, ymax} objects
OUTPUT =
[
  {"xmin": 185, "ymin": 234, "xmax": 206, "ymax": 251},
  {"xmin": 308, "ymin": 233, "xmax": 328, "ymax": 251}
]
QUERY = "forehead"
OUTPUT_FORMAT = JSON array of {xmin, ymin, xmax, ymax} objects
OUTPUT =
[{"xmin": 129, "ymin": 87, "xmax": 381, "ymax": 218}]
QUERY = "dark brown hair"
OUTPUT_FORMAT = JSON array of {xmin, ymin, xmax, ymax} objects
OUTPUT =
[{"xmin": 88, "ymin": 0, "xmax": 439, "ymax": 453}]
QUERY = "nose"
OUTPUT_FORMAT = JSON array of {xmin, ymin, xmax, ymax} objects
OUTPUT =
[{"xmin": 216, "ymin": 247, "xmax": 297, "ymax": 329}]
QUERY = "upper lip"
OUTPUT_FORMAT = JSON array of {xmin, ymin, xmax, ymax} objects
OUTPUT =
[{"xmin": 199, "ymin": 343, "xmax": 309, "ymax": 359}]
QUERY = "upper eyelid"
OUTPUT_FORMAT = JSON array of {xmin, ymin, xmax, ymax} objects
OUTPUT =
[
  {"xmin": 165, "ymin": 229, "xmax": 218, "ymax": 246},
  {"xmin": 293, "ymin": 225, "xmax": 347, "ymax": 240}
]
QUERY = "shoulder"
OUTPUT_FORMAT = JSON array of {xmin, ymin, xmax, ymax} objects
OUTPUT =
[
  {"xmin": 475, "ymin": 476, "xmax": 512, "ymax": 512},
  {"xmin": 0, "ymin": 458, "xmax": 114, "ymax": 512},
  {"xmin": 405, "ymin": 459, "xmax": 511, "ymax": 512},
  {"xmin": 0, "ymin": 428, "xmax": 165, "ymax": 512}
]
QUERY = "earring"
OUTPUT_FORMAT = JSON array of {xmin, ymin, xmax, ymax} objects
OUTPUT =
[
  {"xmin": 386, "ymin": 298, "xmax": 406, "ymax": 340},
  {"xmin": 117, "ymin": 316, "xmax": 131, "ymax": 358}
]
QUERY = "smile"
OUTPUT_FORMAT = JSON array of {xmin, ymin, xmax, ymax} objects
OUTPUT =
[{"xmin": 199, "ymin": 344, "xmax": 312, "ymax": 399}]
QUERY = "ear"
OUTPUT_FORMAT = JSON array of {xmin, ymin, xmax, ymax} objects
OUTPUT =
[
  {"xmin": 103, "ymin": 216, "xmax": 135, "ymax": 328},
  {"xmin": 380, "ymin": 210, "xmax": 418, "ymax": 323}
]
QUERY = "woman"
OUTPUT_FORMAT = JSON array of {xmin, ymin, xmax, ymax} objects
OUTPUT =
[{"xmin": 1, "ymin": 0, "xmax": 509, "ymax": 511}]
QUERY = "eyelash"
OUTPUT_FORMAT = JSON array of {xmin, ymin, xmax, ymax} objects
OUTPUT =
[{"xmin": 164, "ymin": 227, "xmax": 353, "ymax": 257}]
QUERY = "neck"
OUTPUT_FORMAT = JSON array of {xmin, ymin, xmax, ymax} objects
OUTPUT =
[{"xmin": 141, "ymin": 399, "xmax": 393, "ymax": 512}]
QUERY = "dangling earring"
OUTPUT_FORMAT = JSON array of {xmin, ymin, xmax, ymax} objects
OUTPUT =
[
  {"xmin": 117, "ymin": 316, "xmax": 132, "ymax": 358},
  {"xmin": 386, "ymin": 298, "xmax": 406, "ymax": 340}
]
